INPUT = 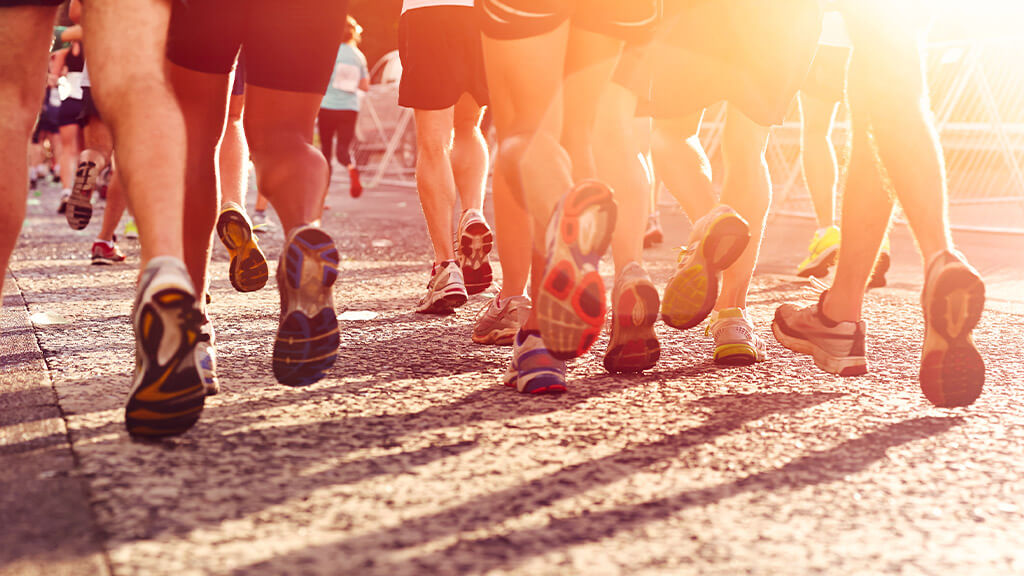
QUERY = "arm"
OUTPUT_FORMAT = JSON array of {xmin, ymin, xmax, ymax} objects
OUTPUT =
[{"xmin": 60, "ymin": 25, "xmax": 84, "ymax": 42}]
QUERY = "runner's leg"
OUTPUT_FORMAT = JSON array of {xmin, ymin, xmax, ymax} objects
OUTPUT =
[{"xmin": 0, "ymin": 4, "xmax": 59, "ymax": 303}]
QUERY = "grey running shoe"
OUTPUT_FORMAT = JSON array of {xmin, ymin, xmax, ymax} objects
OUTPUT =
[
  {"xmin": 67, "ymin": 150, "xmax": 103, "ymax": 230},
  {"xmin": 473, "ymin": 294, "xmax": 530, "ymax": 346},
  {"xmin": 772, "ymin": 290, "xmax": 867, "ymax": 376},
  {"xmin": 920, "ymin": 249, "xmax": 985, "ymax": 407},
  {"xmin": 124, "ymin": 257, "xmax": 206, "ymax": 438},
  {"xmin": 416, "ymin": 260, "xmax": 468, "ymax": 314},
  {"xmin": 603, "ymin": 262, "xmax": 660, "ymax": 373}
]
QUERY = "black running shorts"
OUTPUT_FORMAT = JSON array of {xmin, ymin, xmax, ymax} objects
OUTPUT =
[
  {"xmin": 477, "ymin": 0, "xmax": 658, "ymax": 44},
  {"xmin": 644, "ymin": 0, "xmax": 822, "ymax": 126},
  {"xmin": 800, "ymin": 44, "xmax": 851, "ymax": 104},
  {"xmin": 57, "ymin": 97, "xmax": 84, "ymax": 127},
  {"xmin": 398, "ymin": 5, "xmax": 489, "ymax": 110},
  {"xmin": 166, "ymin": 0, "xmax": 348, "ymax": 95}
]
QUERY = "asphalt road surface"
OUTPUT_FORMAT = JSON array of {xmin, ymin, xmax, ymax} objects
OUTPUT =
[{"xmin": 2, "ymin": 174, "xmax": 1023, "ymax": 575}]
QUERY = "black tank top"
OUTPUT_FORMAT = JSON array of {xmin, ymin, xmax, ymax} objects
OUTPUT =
[{"xmin": 66, "ymin": 43, "xmax": 85, "ymax": 73}]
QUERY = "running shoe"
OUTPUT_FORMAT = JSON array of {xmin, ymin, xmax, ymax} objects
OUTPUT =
[
  {"xmin": 349, "ymin": 166, "xmax": 363, "ymax": 199},
  {"xmin": 416, "ymin": 260, "xmax": 468, "ymax": 314},
  {"xmin": 503, "ymin": 330, "xmax": 567, "ymax": 394},
  {"xmin": 455, "ymin": 209, "xmax": 494, "ymax": 296},
  {"xmin": 472, "ymin": 294, "xmax": 530, "ymax": 346},
  {"xmin": 251, "ymin": 210, "xmax": 273, "ymax": 234},
  {"xmin": 537, "ymin": 180, "xmax": 617, "ymax": 360},
  {"xmin": 643, "ymin": 212, "xmax": 664, "ymax": 248},
  {"xmin": 67, "ymin": 150, "xmax": 103, "ymax": 230},
  {"xmin": 867, "ymin": 236, "xmax": 892, "ymax": 289},
  {"xmin": 57, "ymin": 190, "xmax": 69, "ymax": 214},
  {"xmin": 772, "ymin": 290, "xmax": 867, "ymax": 376},
  {"xmin": 124, "ymin": 219, "xmax": 139, "ymax": 239},
  {"xmin": 273, "ymin": 225, "xmax": 341, "ymax": 386},
  {"xmin": 662, "ymin": 205, "xmax": 749, "ymax": 331},
  {"xmin": 90, "ymin": 240, "xmax": 126, "ymax": 265},
  {"xmin": 796, "ymin": 225, "xmax": 840, "ymax": 278},
  {"xmin": 919, "ymin": 249, "xmax": 985, "ymax": 407},
  {"xmin": 708, "ymin": 307, "xmax": 766, "ymax": 366},
  {"xmin": 196, "ymin": 316, "xmax": 219, "ymax": 396},
  {"xmin": 603, "ymin": 262, "xmax": 660, "ymax": 373},
  {"xmin": 124, "ymin": 257, "xmax": 206, "ymax": 438},
  {"xmin": 215, "ymin": 201, "xmax": 269, "ymax": 293}
]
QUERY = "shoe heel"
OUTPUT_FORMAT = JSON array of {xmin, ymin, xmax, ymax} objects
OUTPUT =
[{"xmin": 126, "ymin": 288, "xmax": 205, "ymax": 438}]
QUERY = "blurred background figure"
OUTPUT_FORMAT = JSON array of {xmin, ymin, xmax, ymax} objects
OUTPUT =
[{"xmin": 319, "ymin": 16, "xmax": 369, "ymax": 199}]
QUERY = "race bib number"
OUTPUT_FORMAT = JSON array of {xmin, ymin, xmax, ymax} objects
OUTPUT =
[{"xmin": 331, "ymin": 62, "xmax": 361, "ymax": 93}]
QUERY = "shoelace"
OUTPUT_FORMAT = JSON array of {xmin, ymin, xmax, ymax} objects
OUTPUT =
[{"xmin": 807, "ymin": 276, "xmax": 832, "ymax": 297}]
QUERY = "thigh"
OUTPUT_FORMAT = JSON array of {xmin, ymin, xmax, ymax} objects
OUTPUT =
[
  {"xmin": 244, "ymin": 85, "xmax": 323, "ymax": 151},
  {"xmin": 481, "ymin": 22, "xmax": 570, "ymax": 137},
  {"xmin": 245, "ymin": 0, "xmax": 348, "ymax": 95},
  {"xmin": 166, "ymin": 0, "xmax": 240, "ymax": 75}
]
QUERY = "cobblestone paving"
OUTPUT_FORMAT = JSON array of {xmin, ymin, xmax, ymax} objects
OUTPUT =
[{"xmin": 3, "ymin": 180, "xmax": 1023, "ymax": 575}]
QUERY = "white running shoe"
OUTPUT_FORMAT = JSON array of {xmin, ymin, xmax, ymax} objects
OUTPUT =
[
  {"xmin": 416, "ymin": 260, "xmax": 468, "ymax": 315},
  {"xmin": 124, "ymin": 256, "xmax": 206, "ymax": 438},
  {"xmin": 708, "ymin": 307, "xmax": 767, "ymax": 366}
]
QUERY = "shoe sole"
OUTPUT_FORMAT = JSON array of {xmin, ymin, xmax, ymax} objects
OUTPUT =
[
  {"xmin": 538, "ymin": 182, "xmax": 617, "ymax": 360},
  {"xmin": 67, "ymin": 160, "xmax": 98, "ymax": 230},
  {"xmin": 273, "ymin": 227, "xmax": 340, "ymax": 386},
  {"xmin": 920, "ymin": 264, "xmax": 985, "ymax": 407},
  {"xmin": 216, "ymin": 209, "xmax": 269, "ymax": 293},
  {"xmin": 458, "ymin": 220, "xmax": 494, "ymax": 295},
  {"xmin": 797, "ymin": 244, "xmax": 839, "ymax": 278},
  {"xmin": 417, "ymin": 290, "xmax": 468, "ymax": 315},
  {"xmin": 91, "ymin": 257, "xmax": 123, "ymax": 266},
  {"xmin": 125, "ymin": 288, "xmax": 205, "ymax": 438},
  {"xmin": 473, "ymin": 327, "xmax": 517, "ymax": 346},
  {"xmin": 662, "ymin": 213, "xmax": 749, "ymax": 331},
  {"xmin": 604, "ymin": 279, "xmax": 661, "ymax": 373},
  {"xmin": 714, "ymin": 342, "xmax": 761, "ymax": 366},
  {"xmin": 503, "ymin": 369, "xmax": 567, "ymax": 395},
  {"xmin": 771, "ymin": 320, "xmax": 867, "ymax": 377}
]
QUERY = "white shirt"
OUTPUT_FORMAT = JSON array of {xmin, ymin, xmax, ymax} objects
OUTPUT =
[{"xmin": 402, "ymin": 0, "xmax": 473, "ymax": 14}]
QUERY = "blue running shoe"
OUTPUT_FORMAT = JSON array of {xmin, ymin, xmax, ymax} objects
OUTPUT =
[
  {"xmin": 503, "ymin": 330, "xmax": 567, "ymax": 394},
  {"xmin": 272, "ymin": 225, "xmax": 340, "ymax": 386}
]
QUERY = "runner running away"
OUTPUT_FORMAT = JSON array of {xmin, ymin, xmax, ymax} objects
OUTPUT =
[
  {"xmin": 166, "ymin": 0, "xmax": 348, "ymax": 389},
  {"xmin": 772, "ymin": 0, "xmax": 988, "ymax": 408},
  {"xmin": 52, "ymin": 27, "xmax": 86, "ymax": 218},
  {"xmin": 795, "ymin": 8, "xmax": 889, "ymax": 287},
  {"xmin": 213, "ymin": 51, "xmax": 270, "ymax": 298},
  {"xmin": 76, "ymin": 58, "xmax": 130, "ymax": 264},
  {"xmin": 318, "ymin": 16, "xmax": 369, "ymax": 199},
  {"xmin": 399, "ymin": 0, "xmax": 494, "ymax": 315},
  {"xmin": 30, "ymin": 79, "xmax": 62, "ymax": 191},
  {"xmin": 1, "ymin": 0, "xmax": 208, "ymax": 438},
  {"xmin": 478, "ymin": 0, "xmax": 664, "ymax": 391}
]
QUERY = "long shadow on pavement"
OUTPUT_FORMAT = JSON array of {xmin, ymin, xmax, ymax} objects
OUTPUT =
[{"xmin": 228, "ymin": 391, "xmax": 848, "ymax": 575}]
